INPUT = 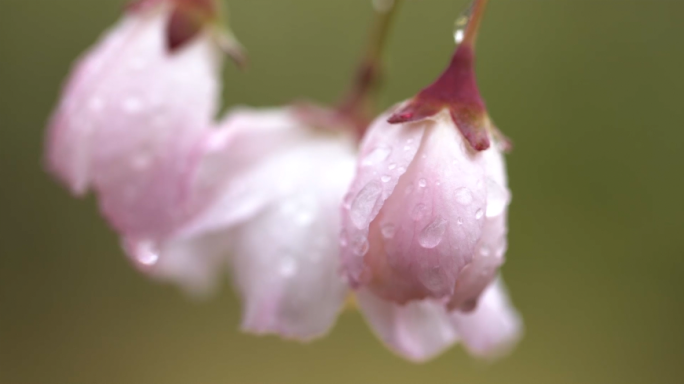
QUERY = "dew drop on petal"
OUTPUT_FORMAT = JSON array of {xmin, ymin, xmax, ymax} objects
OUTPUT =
[
  {"xmin": 418, "ymin": 178, "xmax": 427, "ymax": 188},
  {"xmin": 122, "ymin": 97, "xmax": 144, "ymax": 114},
  {"xmin": 128, "ymin": 57, "xmax": 147, "ymax": 71},
  {"xmin": 388, "ymin": 163, "xmax": 397, "ymax": 170},
  {"xmin": 381, "ymin": 223, "xmax": 396, "ymax": 239},
  {"xmin": 457, "ymin": 217, "xmax": 464, "ymax": 226},
  {"xmin": 486, "ymin": 178, "xmax": 509, "ymax": 218},
  {"xmin": 412, "ymin": 204, "xmax": 428, "ymax": 221},
  {"xmin": 352, "ymin": 237, "xmax": 370, "ymax": 256},
  {"xmin": 339, "ymin": 230, "xmax": 349, "ymax": 247},
  {"xmin": 455, "ymin": 187, "xmax": 473, "ymax": 205},
  {"xmin": 475, "ymin": 209, "xmax": 484, "ymax": 220},
  {"xmin": 125, "ymin": 239, "xmax": 160, "ymax": 267},
  {"xmin": 419, "ymin": 216, "xmax": 449, "ymax": 248},
  {"xmin": 88, "ymin": 97, "xmax": 105, "ymax": 112},
  {"xmin": 343, "ymin": 193, "xmax": 354, "ymax": 210},
  {"xmin": 381, "ymin": 175, "xmax": 391, "ymax": 183},
  {"xmin": 398, "ymin": 166, "xmax": 406, "ymax": 173},
  {"xmin": 294, "ymin": 210, "xmax": 315, "ymax": 226},
  {"xmin": 350, "ymin": 182, "xmax": 382, "ymax": 229},
  {"xmin": 362, "ymin": 145, "xmax": 392, "ymax": 166},
  {"xmin": 280, "ymin": 257, "xmax": 297, "ymax": 277},
  {"xmin": 131, "ymin": 154, "xmax": 152, "ymax": 170}
]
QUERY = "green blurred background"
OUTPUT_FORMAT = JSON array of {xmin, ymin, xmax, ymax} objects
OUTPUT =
[{"xmin": 1, "ymin": 0, "xmax": 683, "ymax": 383}]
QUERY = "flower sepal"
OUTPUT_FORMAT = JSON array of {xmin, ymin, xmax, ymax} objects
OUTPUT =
[
  {"xmin": 128, "ymin": 0, "xmax": 246, "ymax": 66},
  {"xmin": 388, "ymin": 44, "xmax": 492, "ymax": 151}
]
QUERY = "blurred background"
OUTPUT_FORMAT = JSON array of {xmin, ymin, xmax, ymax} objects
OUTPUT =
[{"xmin": 1, "ymin": 0, "xmax": 683, "ymax": 383}]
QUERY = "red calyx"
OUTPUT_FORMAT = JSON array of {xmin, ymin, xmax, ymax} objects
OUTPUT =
[
  {"xmin": 388, "ymin": 44, "xmax": 491, "ymax": 151},
  {"xmin": 167, "ymin": 0, "xmax": 217, "ymax": 51},
  {"xmin": 128, "ymin": 0, "xmax": 218, "ymax": 52}
]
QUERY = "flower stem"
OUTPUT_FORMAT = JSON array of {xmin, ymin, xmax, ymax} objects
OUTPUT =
[
  {"xmin": 462, "ymin": 0, "xmax": 489, "ymax": 48},
  {"xmin": 338, "ymin": 0, "xmax": 403, "ymax": 137}
]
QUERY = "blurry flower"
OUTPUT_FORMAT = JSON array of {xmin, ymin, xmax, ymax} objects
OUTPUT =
[
  {"xmin": 118, "ymin": 107, "xmax": 355, "ymax": 340},
  {"xmin": 46, "ymin": 0, "xmax": 224, "ymax": 241}
]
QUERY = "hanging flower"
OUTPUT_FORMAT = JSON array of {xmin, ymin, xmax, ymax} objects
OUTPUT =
[
  {"xmin": 339, "ymin": 0, "xmax": 522, "ymax": 356},
  {"xmin": 45, "ymin": 0, "xmax": 233, "ymax": 242}
]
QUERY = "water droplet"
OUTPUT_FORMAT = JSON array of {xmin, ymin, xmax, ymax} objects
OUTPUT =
[
  {"xmin": 419, "ymin": 216, "xmax": 449, "ymax": 248},
  {"xmin": 131, "ymin": 154, "xmax": 152, "ymax": 170},
  {"xmin": 421, "ymin": 154, "xmax": 428, "ymax": 160},
  {"xmin": 280, "ymin": 257, "xmax": 297, "ymax": 277},
  {"xmin": 294, "ymin": 211, "xmax": 315, "ymax": 226},
  {"xmin": 480, "ymin": 247, "xmax": 491, "ymax": 257},
  {"xmin": 457, "ymin": 217, "xmax": 464, "ymax": 226},
  {"xmin": 351, "ymin": 237, "xmax": 369, "ymax": 256},
  {"xmin": 485, "ymin": 178, "xmax": 509, "ymax": 218},
  {"xmin": 412, "ymin": 204, "xmax": 428, "ymax": 221},
  {"xmin": 397, "ymin": 166, "xmax": 406, "ymax": 173},
  {"xmin": 281, "ymin": 197, "xmax": 316, "ymax": 226},
  {"xmin": 372, "ymin": 0, "xmax": 395, "ymax": 13},
  {"xmin": 129, "ymin": 57, "xmax": 147, "ymax": 71},
  {"xmin": 350, "ymin": 182, "xmax": 382, "ymax": 229},
  {"xmin": 455, "ymin": 187, "xmax": 473, "ymax": 205},
  {"xmin": 436, "ymin": 180, "xmax": 442, "ymax": 187},
  {"xmin": 407, "ymin": 138, "xmax": 414, "ymax": 144},
  {"xmin": 453, "ymin": 2, "xmax": 475, "ymax": 45},
  {"xmin": 339, "ymin": 230, "xmax": 349, "ymax": 247},
  {"xmin": 403, "ymin": 145, "xmax": 411, "ymax": 151},
  {"xmin": 343, "ymin": 193, "xmax": 354, "ymax": 210},
  {"xmin": 454, "ymin": 29, "xmax": 465, "ymax": 44},
  {"xmin": 362, "ymin": 145, "xmax": 391, "ymax": 166},
  {"xmin": 88, "ymin": 97, "xmax": 105, "ymax": 112},
  {"xmin": 388, "ymin": 163, "xmax": 397, "ymax": 170},
  {"xmin": 418, "ymin": 178, "xmax": 427, "ymax": 188},
  {"xmin": 381, "ymin": 223, "xmax": 396, "ymax": 239},
  {"xmin": 475, "ymin": 209, "xmax": 484, "ymax": 220},
  {"xmin": 122, "ymin": 97, "xmax": 143, "ymax": 114},
  {"xmin": 381, "ymin": 175, "xmax": 391, "ymax": 183},
  {"xmin": 126, "ymin": 240, "xmax": 160, "ymax": 267}
]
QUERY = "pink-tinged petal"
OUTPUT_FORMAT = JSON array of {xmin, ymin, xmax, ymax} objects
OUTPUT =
[
  {"xmin": 449, "ymin": 147, "xmax": 511, "ymax": 311},
  {"xmin": 120, "ymin": 108, "xmax": 308, "ymax": 296},
  {"xmin": 177, "ymin": 108, "xmax": 315, "ymax": 238},
  {"xmin": 46, "ymin": 14, "xmax": 145, "ymax": 194},
  {"xmin": 448, "ymin": 213, "xmax": 507, "ymax": 311},
  {"xmin": 356, "ymin": 289, "xmax": 459, "ymax": 363},
  {"xmin": 348, "ymin": 110, "xmax": 489, "ymax": 303},
  {"xmin": 451, "ymin": 278, "xmax": 522, "ymax": 358},
  {"xmin": 231, "ymin": 137, "xmax": 356, "ymax": 340},
  {"xmin": 124, "ymin": 231, "xmax": 232, "ymax": 296},
  {"xmin": 340, "ymin": 107, "xmax": 427, "ymax": 286},
  {"xmin": 126, "ymin": 107, "xmax": 358, "ymax": 338},
  {"xmin": 46, "ymin": 6, "xmax": 222, "ymax": 241}
]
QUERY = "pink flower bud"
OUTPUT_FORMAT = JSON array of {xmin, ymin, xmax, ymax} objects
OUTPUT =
[{"xmin": 341, "ymin": 109, "xmax": 510, "ymax": 308}]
